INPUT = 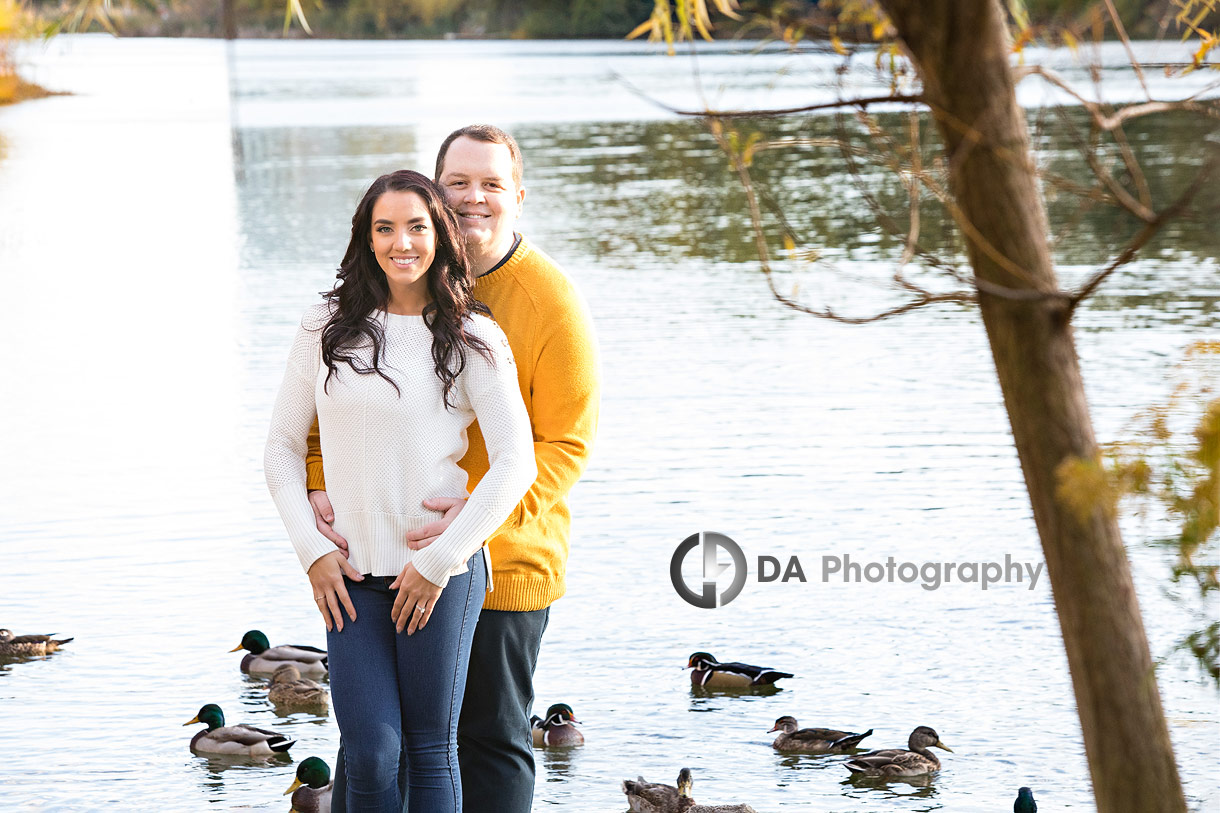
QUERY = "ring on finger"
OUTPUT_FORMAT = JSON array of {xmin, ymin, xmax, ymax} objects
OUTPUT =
[{"xmin": 414, "ymin": 604, "xmax": 427, "ymax": 613}]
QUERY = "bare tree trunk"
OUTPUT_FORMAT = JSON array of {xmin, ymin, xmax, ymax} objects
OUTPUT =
[
  {"xmin": 874, "ymin": 1, "xmax": 1187, "ymax": 810},
  {"xmin": 223, "ymin": 0, "xmax": 237, "ymax": 40}
]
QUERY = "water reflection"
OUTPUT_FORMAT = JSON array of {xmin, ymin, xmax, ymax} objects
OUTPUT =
[
  {"xmin": 842, "ymin": 771, "xmax": 940, "ymax": 804},
  {"xmin": 539, "ymin": 744, "xmax": 583, "ymax": 780}
]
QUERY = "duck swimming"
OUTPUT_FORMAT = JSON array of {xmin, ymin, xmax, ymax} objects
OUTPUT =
[
  {"xmin": 1014, "ymin": 786, "xmax": 1037, "ymax": 812},
  {"xmin": 285, "ymin": 756, "xmax": 333, "ymax": 813},
  {"xmin": 843, "ymin": 725, "xmax": 952, "ymax": 777},
  {"xmin": 0, "ymin": 629, "xmax": 73, "ymax": 657},
  {"xmin": 230, "ymin": 630, "xmax": 327, "ymax": 676},
  {"xmin": 531, "ymin": 703, "xmax": 584, "ymax": 747},
  {"xmin": 183, "ymin": 703, "xmax": 295, "ymax": 756},
  {"xmin": 622, "ymin": 768, "xmax": 695, "ymax": 813},
  {"xmin": 268, "ymin": 664, "xmax": 329, "ymax": 711},
  {"xmin": 686, "ymin": 652, "xmax": 792, "ymax": 688},
  {"xmin": 768, "ymin": 716, "xmax": 873, "ymax": 753}
]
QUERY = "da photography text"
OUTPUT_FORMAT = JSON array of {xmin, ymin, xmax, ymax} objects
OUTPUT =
[
  {"xmin": 670, "ymin": 532, "xmax": 1045, "ymax": 609},
  {"xmin": 762, "ymin": 552, "xmax": 1044, "ymax": 592}
]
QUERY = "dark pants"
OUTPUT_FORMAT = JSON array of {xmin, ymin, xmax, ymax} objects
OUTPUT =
[
  {"xmin": 333, "ymin": 605, "xmax": 550, "ymax": 813},
  {"xmin": 326, "ymin": 553, "xmax": 484, "ymax": 813}
]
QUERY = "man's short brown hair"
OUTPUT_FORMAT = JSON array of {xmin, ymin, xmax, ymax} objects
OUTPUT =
[{"xmin": 434, "ymin": 125, "xmax": 524, "ymax": 188}]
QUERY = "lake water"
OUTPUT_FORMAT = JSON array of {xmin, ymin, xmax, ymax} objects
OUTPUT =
[{"xmin": 1, "ymin": 35, "xmax": 1217, "ymax": 813}]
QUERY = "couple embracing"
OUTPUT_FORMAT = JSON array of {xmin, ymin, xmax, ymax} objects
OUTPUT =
[{"xmin": 264, "ymin": 124, "xmax": 599, "ymax": 812}]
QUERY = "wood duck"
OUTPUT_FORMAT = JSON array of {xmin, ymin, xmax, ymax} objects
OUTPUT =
[
  {"xmin": 768, "ymin": 715, "xmax": 873, "ymax": 753},
  {"xmin": 0, "ymin": 629, "xmax": 73, "ymax": 657},
  {"xmin": 844, "ymin": 725, "xmax": 953, "ymax": 777},
  {"xmin": 1014, "ymin": 786, "xmax": 1037, "ymax": 813},
  {"xmin": 183, "ymin": 703, "xmax": 295, "ymax": 756},
  {"xmin": 285, "ymin": 756, "xmax": 333, "ymax": 813},
  {"xmin": 531, "ymin": 703, "xmax": 584, "ymax": 746},
  {"xmin": 686, "ymin": 652, "xmax": 792, "ymax": 688},
  {"xmin": 230, "ymin": 630, "xmax": 327, "ymax": 676},
  {"xmin": 622, "ymin": 767, "xmax": 695, "ymax": 813},
  {"xmin": 267, "ymin": 664, "xmax": 329, "ymax": 711}
]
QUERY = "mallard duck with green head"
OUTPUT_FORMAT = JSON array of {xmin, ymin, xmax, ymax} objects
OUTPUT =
[
  {"xmin": 843, "ymin": 725, "xmax": 952, "ymax": 777},
  {"xmin": 530, "ymin": 703, "xmax": 584, "ymax": 747},
  {"xmin": 183, "ymin": 703, "xmax": 295, "ymax": 756},
  {"xmin": 285, "ymin": 756, "xmax": 332, "ymax": 813},
  {"xmin": 268, "ymin": 664, "xmax": 329, "ymax": 711},
  {"xmin": 686, "ymin": 652, "xmax": 792, "ymax": 688},
  {"xmin": 230, "ymin": 630, "xmax": 327, "ymax": 677},
  {"xmin": 0, "ymin": 629, "xmax": 73, "ymax": 657},
  {"xmin": 622, "ymin": 767, "xmax": 695, "ymax": 813},
  {"xmin": 768, "ymin": 716, "xmax": 873, "ymax": 753},
  {"xmin": 1014, "ymin": 786, "xmax": 1037, "ymax": 812}
]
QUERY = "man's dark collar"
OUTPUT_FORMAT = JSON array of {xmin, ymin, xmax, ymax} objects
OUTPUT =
[{"xmin": 478, "ymin": 233, "xmax": 522, "ymax": 278}]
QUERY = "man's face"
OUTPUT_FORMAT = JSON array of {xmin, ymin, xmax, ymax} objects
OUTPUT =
[{"xmin": 437, "ymin": 136, "xmax": 525, "ymax": 260}]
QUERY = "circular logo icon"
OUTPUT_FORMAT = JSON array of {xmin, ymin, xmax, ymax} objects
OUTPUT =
[{"xmin": 670, "ymin": 531, "xmax": 747, "ymax": 608}]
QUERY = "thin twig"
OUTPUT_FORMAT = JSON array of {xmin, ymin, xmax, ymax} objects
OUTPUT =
[
  {"xmin": 1069, "ymin": 151, "xmax": 1220, "ymax": 309},
  {"xmin": 1103, "ymin": 0, "xmax": 1152, "ymax": 101}
]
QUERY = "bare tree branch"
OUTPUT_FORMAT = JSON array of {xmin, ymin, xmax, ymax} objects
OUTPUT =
[
  {"xmin": 1069, "ymin": 150, "xmax": 1220, "ymax": 309},
  {"xmin": 672, "ymin": 95, "xmax": 923, "ymax": 118},
  {"xmin": 1103, "ymin": 0, "xmax": 1152, "ymax": 101},
  {"xmin": 1055, "ymin": 104, "xmax": 1158, "ymax": 222}
]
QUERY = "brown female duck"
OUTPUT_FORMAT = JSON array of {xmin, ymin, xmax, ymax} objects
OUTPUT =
[
  {"xmin": 844, "ymin": 725, "xmax": 953, "ymax": 777},
  {"xmin": 623, "ymin": 767, "xmax": 695, "ymax": 812},
  {"xmin": 768, "ymin": 715, "xmax": 873, "ymax": 753}
]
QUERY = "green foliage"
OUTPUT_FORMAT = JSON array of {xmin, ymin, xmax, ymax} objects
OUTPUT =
[{"xmin": 1061, "ymin": 341, "xmax": 1220, "ymax": 686}]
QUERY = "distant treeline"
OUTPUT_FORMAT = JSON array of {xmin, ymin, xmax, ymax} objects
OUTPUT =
[{"xmin": 25, "ymin": 0, "xmax": 1184, "ymax": 39}]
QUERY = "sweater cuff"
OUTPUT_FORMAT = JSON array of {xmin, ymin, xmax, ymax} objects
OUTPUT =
[
  {"xmin": 271, "ymin": 486, "xmax": 343, "ymax": 573},
  {"xmin": 411, "ymin": 502, "xmax": 498, "ymax": 587}
]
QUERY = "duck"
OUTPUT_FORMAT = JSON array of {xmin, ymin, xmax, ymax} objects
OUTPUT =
[
  {"xmin": 268, "ymin": 664, "xmax": 329, "ymax": 711},
  {"xmin": 622, "ymin": 768, "xmax": 695, "ymax": 813},
  {"xmin": 285, "ymin": 756, "xmax": 333, "ymax": 813},
  {"xmin": 230, "ymin": 630, "xmax": 327, "ymax": 676},
  {"xmin": 768, "ymin": 715, "xmax": 873, "ymax": 753},
  {"xmin": 843, "ymin": 725, "xmax": 952, "ymax": 777},
  {"xmin": 183, "ymin": 703, "xmax": 295, "ymax": 756},
  {"xmin": 0, "ymin": 629, "xmax": 73, "ymax": 657},
  {"xmin": 530, "ymin": 703, "xmax": 584, "ymax": 747},
  {"xmin": 1014, "ymin": 786, "xmax": 1038, "ymax": 812},
  {"xmin": 686, "ymin": 652, "xmax": 792, "ymax": 688}
]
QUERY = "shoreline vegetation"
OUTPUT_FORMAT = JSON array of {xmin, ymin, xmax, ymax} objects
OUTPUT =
[
  {"xmin": 0, "ymin": 75, "xmax": 63, "ymax": 104},
  {"xmin": 12, "ymin": 0, "xmax": 1193, "ymax": 40}
]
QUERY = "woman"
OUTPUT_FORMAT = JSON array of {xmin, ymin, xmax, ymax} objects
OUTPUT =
[{"xmin": 264, "ymin": 170, "xmax": 536, "ymax": 812}]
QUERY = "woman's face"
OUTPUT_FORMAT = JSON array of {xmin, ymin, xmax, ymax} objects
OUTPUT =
[{"xmin": 369, "ymin": 189, "xmax": 437, "ymax": 305}]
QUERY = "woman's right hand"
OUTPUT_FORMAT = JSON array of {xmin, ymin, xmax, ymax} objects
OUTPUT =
[{"xmin": 307, "ymin": 551, "xmax": 364, "ymax": 632}]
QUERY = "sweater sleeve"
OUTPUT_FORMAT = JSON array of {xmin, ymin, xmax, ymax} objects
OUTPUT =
[
  {"xmin": 411, "ymin": 318, "xmax": 537, "ymax": 587},
  {"xmin": 498, "ymin": 289, "xmax": 599, "ymax": 533},
  {"xmin": 264, "ymin": 306, "xmax": 341, "ymax": 573}
]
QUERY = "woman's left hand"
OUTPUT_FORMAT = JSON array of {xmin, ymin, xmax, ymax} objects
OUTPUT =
[{"xmin": 390, "ymin": 563, "xmax": 443, "ymax": 635}]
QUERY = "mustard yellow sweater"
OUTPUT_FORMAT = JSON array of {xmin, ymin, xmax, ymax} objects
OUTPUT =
[{"xmin": 307, "ymin": 236, "xmax": 599, "ymax": 611}]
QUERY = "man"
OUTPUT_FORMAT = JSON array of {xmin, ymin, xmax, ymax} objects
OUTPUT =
[{"xmin": 305, "ymin": 124, "xmax": 599, "ymax": 812}]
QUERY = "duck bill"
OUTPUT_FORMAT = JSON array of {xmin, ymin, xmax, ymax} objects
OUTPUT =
[
  {"xmin": 183, "ymin": 715, "xmax": 200, "ymax": 726},
  {"xmin": 228, "ymin": 644, "xmax": 244, "ymax": 652},
  {"xmin": 284, "ymin": 778, "xmax": 303, "ymax": 795},
  {"xmin": 767, "ymin": 725, "xmax": 780, "ymax": 732},
  {"xmin": 934, "ymin": 741, "xmax": 954, "ymax": 753}
]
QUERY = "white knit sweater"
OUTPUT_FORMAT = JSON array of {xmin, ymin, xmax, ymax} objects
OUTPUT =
[{"xmin": 264, "ymin": 303, "xmax": 536, "ymax": 587}]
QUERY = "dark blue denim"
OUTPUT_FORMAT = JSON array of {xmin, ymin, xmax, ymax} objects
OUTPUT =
[{"xmin": 325, "ymin": 553, "xmax": 484, "ymax": 813}]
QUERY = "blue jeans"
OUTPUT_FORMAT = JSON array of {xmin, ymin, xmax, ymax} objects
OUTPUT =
[{"xmin": 325, "ymin": 553, "xmax": 485, "ymax": 813}]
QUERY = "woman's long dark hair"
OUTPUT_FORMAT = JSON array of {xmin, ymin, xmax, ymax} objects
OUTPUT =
[{"xmin": 320, "ymin": 170, "xmax": 494, "ymax": 408}]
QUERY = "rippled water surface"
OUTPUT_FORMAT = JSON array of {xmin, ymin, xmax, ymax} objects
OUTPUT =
[{"xmin": 1, "ymin": 35, "xmax": 1218, "ymax": 812}]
